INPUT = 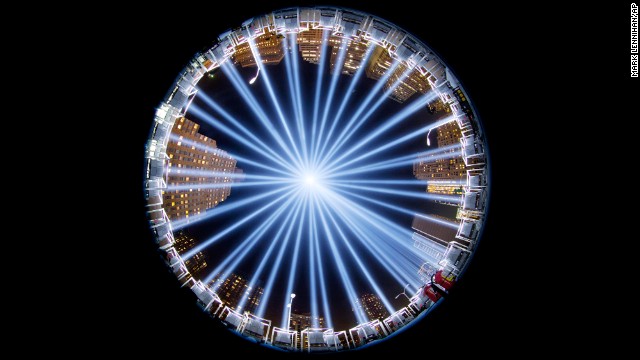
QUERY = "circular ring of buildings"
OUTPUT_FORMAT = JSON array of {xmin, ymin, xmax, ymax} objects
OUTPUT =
[{"xmin": 144, "ymin": 6, "xmax": 490, "ymax": 352}]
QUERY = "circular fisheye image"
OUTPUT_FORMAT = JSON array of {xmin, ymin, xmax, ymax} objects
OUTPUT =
[{"xmin": 144, "ymin": 6, "xmax": 489, "ymax": 352}]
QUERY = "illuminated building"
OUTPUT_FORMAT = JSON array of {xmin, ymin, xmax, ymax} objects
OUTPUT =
[
  {"xmin": 210, "ymin": 273, "xmax": 264, "ymax": 314},
  {"xmin": 364, "ymin": 44, "xmax": 430, "ymax": 102},
  {"xmin": 428, "ymin": 98, "xmax": 452, "ymax": 114},
  {"xmin": 383, "ymin": 63, "xmax": 431, "ymax": 103},
  {"xmin": 414, "ymin": 122, "xmax": 466, "ymax": 198},
  {"xmin": 297, "ymin": 29, "xmax": 324, "ymax": 64},
  {"xmin": 365, "ymin": 45, "xmax": 393, "ymax": 80},
  {"xmin": 290, "ymin": 312, "xmax": 326, "ymax": 332},
  {"xmin": 233, "ymin": 32, "xmax": 284, "ymax": 67},
  {"xmin": 427, "ymin": 183, "xmax": 465, "ymax": 195},
  {"xmin": 163, "ymin": 117, "xmax": 237, "ymax": 222},
  {"xmin": 357, "ymin": 293, "xmax": 389, "ymax": 321},
  {"xmin": 330, "ymin": 38, "xmax": 369, "ymax": 75},
  {"xmin": 437, "ymin": 121, "xmax": 464, "ymax": 147},
  {"xmin": 173, "ymin": 231, "xmax": 208, "ymax": 277}
]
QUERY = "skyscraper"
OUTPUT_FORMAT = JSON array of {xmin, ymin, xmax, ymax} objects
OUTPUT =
[
  {"xmin": 290, "ymin": 312, "xmax": 326, "ymax": 332},
  {"xmin": 163, "ymin": 117, "xmax": 238, "ymax": 222},
  {"xmin": 365, "ymin": 45, "xmax": 393, "ymax": 80},
  {"xmin": 364, "ymin": 45, "xmax": 431, "ymax": 103},
  {"xmin": 297, "ymin": 29, "xmax": 324, "ymax": 64},
  {"xmin": 414, "ymin": 121, "xmax": 466, "ymax": 199},
  {"xmin": 383, "ymin": 63, "xmax": 432, "ymax": 103},
  {"xmin": 437, "ymin": 120, "xmax": 465, "ymax": 147},
  {"xmin": 330, "ymin": 38, "xmax": 369, "ymax": 76},
  {"xmin": 233, "ymin": 31, "xmax": 284, "ymax": 67},
  {"xmin": 173, "ymin": 231, "xmax": 208, "ymax": 277},
  {"xmin": 358, "ymin": 293, "xmax": 389, "ymax": 321},
  {"xmin": 210, "ymin": 273, "xmax": 264, "ymax": 314}
]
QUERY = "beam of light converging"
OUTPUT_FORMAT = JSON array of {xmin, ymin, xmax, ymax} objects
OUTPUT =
[
  {"xmin": 319, "ymin": 60, "xmax": 402, "ymax": 166},
  {"xmin": 167, "ymin": 132, "xmax": 293, "ymax": 177},
  {"xmin": 219, "ymin": 62, "xmax": 302, "ymax": 168},
  {"xmin": 310, "ymin": 29, "xmax": 331, "ymax": 161},
  {"xmin": 321, "ymin": 90, "xmax": 438, "ymax": 172},
  {"xmin": 279, "ymin": 192, "xmax": 309, "ymax": 329},
  {"xmin": 188, "ymin": 103, "xmax": 298, "ymax": 174},
  {"xmin": 311, "ymin": 195, "xmax": 333, "ymax": 329},
  {"xmin": 195, "ymin": 90, "xmax": 297, "ymax": 170},
  {"xmin": 316, "ymin": 196, "xmax": 397, "ymax": 315},
  {"xmin": 328, "ymin": 179, "xmax": 432, "ymax": 186},
  {"xmin": 248, "ymin": 37, "xmax": 305, "ymax": 169},
  {"xmin": 317, "ymin": 66, "xmax": 416, "ymax": 170},
  {"xmin": 321, "ymin": 188, "xmax": 425, "ymax": 267},
  {"xmin": 328, "ymin": 90, "xmax": 438, "ymax": 169},
  {"xmin": 256, "ymin": 193, "xmax": 308, "ymax": 318},
  {"xmin": 316, "ymin": 45, "xmax": 375, "ymax": 160},
  {"xmin": 327, "ymin": 199, "xmax": 421, "ymax": 291},
  {"xmin": 166, "ymin": 167, "xmax": 285, "ymax": 182},
  {"xmin": 307, "ymin": 193, "xmax": 320, "ymax": 327},
  {"xmin": 181, "ymin": 186, "xmax": 298, "ymax": 258},
  {"xmin": 203, "ymin": 189, "xmax": 303, "ymax": 284},
  {"xmin": 282, "ymin": 34, "xmax": 307, "ymax": 166},
  {"xmin": 312, "ymin": 38, "xmax": 349, "ymax": 166},
  {"xmin": 236, "ymin": 196, "xmax": 305, "ymax": 312},
  {"xmin": 327, "ymin": 150, "xmax": 466, "ymax": 179},
  {"xmin": 332, "ymin": 198, "xmax": 428, "ymax": 272},
  {"xmin": 290, "ymin": 33, "xmax": 308, "ymax": 169},
  {"xmin": 170, "ymin": 184, "xmax": 295, "ymax": 232},
  {"xmin": 312, "ymin": 192, "xmax": 369, "ymax": 325},
  {"xmin": 328, "ymin": 144, "xmax": 463, "ymax": 178},
  {"xmin": 165, "ymin": 179, "xmax": 295, "ymax": 192},
  {"xmin": 319, "ymin": 189, "xmax": 423, "ymax": 289},
  {"xmin": 328, "ymin": 114, "xmax": 458, "ymax": 174},
  {"xmin": 331, "ymin": 182, "xmax": 463, "ymax": 204},
  {"xmin": 332, "ymin": 187, "xmax": 460, "ymax": 231}
]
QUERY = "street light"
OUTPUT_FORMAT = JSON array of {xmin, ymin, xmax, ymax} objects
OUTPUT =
[
  {"xmin": 287, "ymin": 293, "xmax": 296, "ymax": 330},
  {"xmin": 426, "ymin": 128, "xmax": 433, "ymax": 146},
  {"xmin": 395, "ymin": 283, "xmax": 411, "ymax": 301},
  {"xmin": 248, "ymin": 66, "xmax": 261, "ymax": 84}
]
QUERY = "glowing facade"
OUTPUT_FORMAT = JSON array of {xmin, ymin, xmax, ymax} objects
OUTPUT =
[
  {"xmin": 233, "ymin": 32, "xmax": 284, "ymax": 67},
  {"xmin": 365, "ymin": 45, "xmax": 393, "ymax": 80},
  {"xmin": 331, "ymin": 38, "xmax": 369, "ymax": 75},
  {"xmin": 173, "ymin": 231, "xmax": 208, "ymax": 277},
  {"xmin": 210, "ymin": 273, "xmax": 264, "ymax": 314},
  {"xmin": 358, "ymin": 293, "xmax": 390, "ymax": 321},
  {"xmin": 163, "ymin": 117, "xmax": 237, "ymax": 222},
  {"xmin": 290, "ymin": 312, "xmax": 326, "ymax": 333},
  {"xmin": 297, "ymin": 29, "xmax": 324, "ymax": 64},
  {"xmin": 414, "ymin": 121, "xmax": 466, "ymax": 182}
]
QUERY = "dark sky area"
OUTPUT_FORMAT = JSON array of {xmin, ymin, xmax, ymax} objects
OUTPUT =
[{"xmin": 185, "ymin": 47, "xmax": 453, "ymax": 330}]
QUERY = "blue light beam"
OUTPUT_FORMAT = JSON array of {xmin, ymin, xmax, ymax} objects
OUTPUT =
[
  {"xmin": 181, "ymin": 186, "xmax": 299, "ymax": 258},
  {"xmin": 202, "ymin": 188, "xmax": 303, "ymax": 284},
  {"xmin": 236, "ymin": 196, "xmax": 305, "ymax": 312}
]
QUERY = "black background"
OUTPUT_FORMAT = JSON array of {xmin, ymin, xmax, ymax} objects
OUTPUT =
[{"xmin": 92, "ymin": 1, "xmax": 562, "ymax": 357}]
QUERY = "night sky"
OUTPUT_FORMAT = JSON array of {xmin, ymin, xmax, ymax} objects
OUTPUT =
[{"xmin": 185, "ymin": 49, "xmax": 454, "ymax": 330}]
